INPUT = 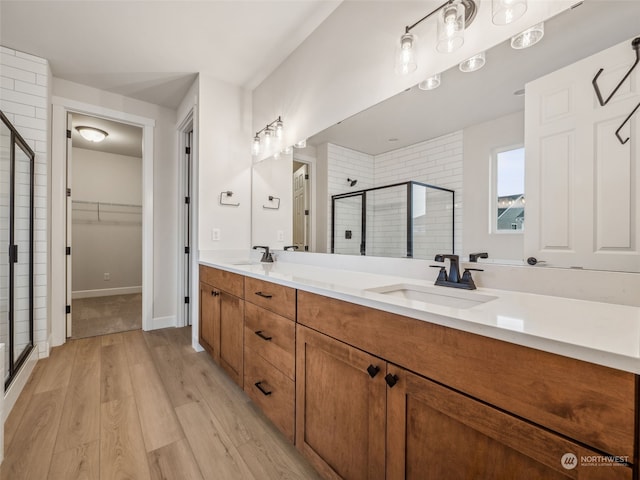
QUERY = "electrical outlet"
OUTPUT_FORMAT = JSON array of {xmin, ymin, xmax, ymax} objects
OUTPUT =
[
  {"xmin": 277, "ymin": 230, "xmax": 284, "ymax": 242},
  {"xmin": 212, "ymin": 228, "xmax": 221, "ymax": 241},
  {"xmin": 104, "ymin": 272, "xmax": 110, "ymax": 281}
]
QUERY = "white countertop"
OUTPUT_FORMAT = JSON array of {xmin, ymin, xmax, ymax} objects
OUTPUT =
[{"xmin": 199, "ymin": 253, "xmax": 640, "ymax": 374}]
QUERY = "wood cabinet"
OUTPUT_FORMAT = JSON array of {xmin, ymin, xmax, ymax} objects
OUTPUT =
[
  {"xmin": 198, "ymin": 265, "xmax": 244, "ymax": 387},
  {"xmin": 243, "ymin": 281, "xmax": 297, "ymax": 441},
  {"xmin": 296, "ymin": 325, "xmax": 386, "ymax": 480}
]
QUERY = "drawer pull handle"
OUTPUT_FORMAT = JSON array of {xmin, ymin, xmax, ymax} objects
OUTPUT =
[
  {"xmin": 367, "ymin": 365, "xmax": 380, "ymax": 378},
  {"xmin": 211, "ymin": 290, "xmax": 220, "ymax": 297},
  {"xmin": 255, "ymin": 330, "xmax": 272, "ymax": 341},
  {"xmin": 385, "ymin": 373, "xmax": 399, "ymax": 388},
  {"xmin": 254, "ymin": 381, "xmax": 272, "ymax": 396},
  {"xmin": 255, "ymin": 291, "xmax": 273, "ymax": 299}
]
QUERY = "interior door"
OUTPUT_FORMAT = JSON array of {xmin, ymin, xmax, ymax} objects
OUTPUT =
[
  {"xmin": 292, "ymin": 164, "xmax": 308, "ymax": 251},
  {"xmin": 65, "ymin": 112, "xmax": 73, "ymax": 337},
  {"xmin": 184, "ymin": 129, "xmax": 192, "ymax": 325}
]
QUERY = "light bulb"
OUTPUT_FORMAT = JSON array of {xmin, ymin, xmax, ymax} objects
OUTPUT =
[
  {"xmin": 511, "ymin": 22, "xmax": 544, "ymax": 49},
  {"xmin": 437, "ymin": 1, "xmax": 465, "ymax": 53},
  {"xmin": 252, "ymin": 135, "xmax": 261, "ymax": 156},
  {"xmin": 395, "ymin": 33, "xmax": 417, "ymax": 75},
  {"xmin": 275, "ymin": 118, "xmax": 283, "ymax": 138},
  {"xmin": 459, "ymin": 52, "xmax": 486, "ymax": 73},
  {"xmin": 418, "ymin": 73, "xmax": 441, "ymax": 91},
  {"xmin": 264, "ymin": 127, "xmax": 273, "ymax": 147},
  {"xmin": 492, "ymin": 0, "xmax": 527, "ymax": 25}
]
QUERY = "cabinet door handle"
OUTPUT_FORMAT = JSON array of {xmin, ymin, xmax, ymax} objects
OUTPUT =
[
  {"xmin": 255, "ymin": 291, "xmax": 273, "ymax": 299},
  {"xmin": 367, "ymin": 365, "xmax": 380, "ymax": 378},
  {"xmin": 255, "ymin": 330, "xmax": 272, "ymax": 341},
  {"xmin": 254, "ymin": 381, "xmax": 272, "ymax": 396},
  {"xmin": 385, "ymin": 373, "xmax": 399, "ymax": 388},
  {"xmin": 211, "ymin": 290, "xmax": 220, "ymax": 296}
]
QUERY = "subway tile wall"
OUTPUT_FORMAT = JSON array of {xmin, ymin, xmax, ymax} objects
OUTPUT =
[
  {"xmin": 1, "ymin": 46, "xmax": 50, "ymax": 358},
  {"xmin": 327, "ymin": 131, "xmax": 463, "ymax": 258}
]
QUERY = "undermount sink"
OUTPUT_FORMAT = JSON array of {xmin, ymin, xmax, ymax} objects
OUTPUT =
[{"xmin": 366, "ymin": 283, "xmax": 497, "ymax": 309}]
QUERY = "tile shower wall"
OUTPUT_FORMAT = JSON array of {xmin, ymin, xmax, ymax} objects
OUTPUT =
[
  {"xmin": 1, "ymin": 46, "xmax": 50, "ymax": 358},
  {"xmin": 326, "ymin": 131, "xmax": 463, "ymax": 258}
]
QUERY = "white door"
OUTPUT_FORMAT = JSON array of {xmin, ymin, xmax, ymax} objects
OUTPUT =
[
  {"xmin": 293, "ymin": 164, "xmax": 309, "ymax": 251},
  {"xmin": 525, "ymin": 36, "xmax": 640, "ymax": 272},
  {"xmin": 65, "ymin": 113, "xmax": 73, "ymax": 337}
]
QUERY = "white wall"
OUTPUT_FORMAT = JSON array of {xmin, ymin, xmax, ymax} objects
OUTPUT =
[
  {"xmin": 252, "ymin": 1, "xmax": 572, "ymax": 160},
  {"xmin": 0, "ymin": 46, "xmax": 50, "ymax": 358},
  {"xmin": 197, "ymin": 74, "xmax": 252, "ymax": 252},
  {"xmin": 71, "ymin": 147, "xmax": 142, "ymax": 294},
  {"xmin": 52, "ymin": 77, "xmax": 178, "ymax": 325},
  {"xmin": 463, "ymin": 111, "xmax": 524, "ymax": 261}
]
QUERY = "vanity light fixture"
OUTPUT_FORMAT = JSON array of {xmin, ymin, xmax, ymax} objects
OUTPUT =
[
  {"xmin": 251, "ymin": 116, "xmax": 284, "ymax": 156},
  {"xmin": 511, "ymin": 22, "xmax": 544, "ymax": 49},
  {"xmin": 294, "ymin": 138, "xmax": 307, "ymax": 149},
  {"xmin": 396, "ymin": 0, "xmax": 478, "ymax": 75},
  {"xmin": 492, "ymin": 0, "xmax": 527, "ymax": 25},
  {"xmin": 75, "ymin": 126, "xmax": 108, "ymax": 143},
  {"xmin": 418, "ymin": 73, "xmax": 441, "ymax": 90},
  {"xmin": 459, "ymin": 51, "xmax": 486, "ymax": 72}
]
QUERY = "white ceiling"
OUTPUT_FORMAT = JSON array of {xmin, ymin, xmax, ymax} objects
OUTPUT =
[
  {"xmin": 308, "ymin": 1, "xmax": 640, "ymax": 155},
  {"xmin": 71, "ymin": 113, "xmax": 143, "ymax": 157},
  {"xmin": 0, "ymin": 0, "xmax": 342, "ymax": 109}
]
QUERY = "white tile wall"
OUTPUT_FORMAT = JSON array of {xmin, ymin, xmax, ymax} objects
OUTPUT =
[
  {"xmin": 1, "ymin": 46, "xmax": 49, "ymax": 358},
  {"xmin": 327, "ymin": 131, "xmax": 463, "ymax": 259}
]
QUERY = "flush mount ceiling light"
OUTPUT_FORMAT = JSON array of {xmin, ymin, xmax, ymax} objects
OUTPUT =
[
  {"xmin": 492, "ymin": 0, "xmax": 527, "ymax": 25},
  {"xmin": 251, "ymin": 116, "xmax": 284, "ymax": 156},
  {"xmin": 511, "ymin": 22, "xmax": 544, "ymax": 49},
  {"xmin": 294, "ymin": 138, "xmax": 307, "ymax": 149},
  {"xmin": 418, "ymin": 73, "xmax": 442, "ymax": 90},
  {"xmin": 396, "ymin": 0, "xmax": 478, "ymax": 76},
  {"xmin": 459, "ymin": 51, "xmax": 486, "ymax": 72},
  {"xmin": 75, "ymin": 126, "xmax": 108, "ymax": 143}
]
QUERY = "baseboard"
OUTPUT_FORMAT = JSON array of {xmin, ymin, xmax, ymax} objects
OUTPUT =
[
  {"xmin": 149, "ymin": 315, "xmax": 176, "ymax": 330},
  {"xmin": 72, "ymin": 286, "xmax": 142, "ymax": 299},
  {"xmin": 4, "ymin": 346, "xmax": 39, "ymax": 423}
]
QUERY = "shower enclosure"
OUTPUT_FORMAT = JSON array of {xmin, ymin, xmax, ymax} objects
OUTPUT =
[
  {"xmin": 331, "ymin": 181, "xmax": 454, "ymax": 259},
  {"xmin": 1, "ymin": 111, "xmax": 35, "ymax": 389}
]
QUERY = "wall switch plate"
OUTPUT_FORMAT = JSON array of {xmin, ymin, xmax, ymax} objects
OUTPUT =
[
  {"xmin": 104, "ymin": 272, "xmax": 110, "ymax": 281},
  {"xmin": 212, "ymin": 228, "xmax": 221, "ymax": 241},
  {"xmin": 277, "ymin": 230, "xmax": 284, "ymax": 242}
]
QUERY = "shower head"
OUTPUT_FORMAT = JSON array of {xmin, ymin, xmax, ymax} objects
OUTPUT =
[{"xmin": 347, "ymin": 178, "xmax": 357, "ymax": 187}]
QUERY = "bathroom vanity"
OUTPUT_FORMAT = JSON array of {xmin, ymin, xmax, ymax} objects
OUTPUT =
[{"xmin": 198, "ymin": 257, "xmax": 639, "ymax": 480}]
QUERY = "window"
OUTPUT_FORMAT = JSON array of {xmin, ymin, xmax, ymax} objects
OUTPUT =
[{"xmin": 494, "ymin": 147, "xmax": 525, "ymax": 232}]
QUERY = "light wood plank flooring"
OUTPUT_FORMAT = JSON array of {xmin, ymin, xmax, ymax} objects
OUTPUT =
[{"xmin": 1, "ymin": 327, "xmax": 321, "ymax": 480}]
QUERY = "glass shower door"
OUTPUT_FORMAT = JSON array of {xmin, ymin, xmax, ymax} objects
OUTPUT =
[{"xmin": 0, "ymin": 120, "xmax": 10, "ymax": 383}]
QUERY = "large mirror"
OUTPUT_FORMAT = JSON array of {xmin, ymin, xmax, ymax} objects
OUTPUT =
[{"xmin": 251, "ymin": 1, "xmax": 640, "ymax": 271}]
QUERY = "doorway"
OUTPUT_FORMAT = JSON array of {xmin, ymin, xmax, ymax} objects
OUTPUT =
[
  {"xmin": 292, "ymin": 160, "xmax": 310, "ymax": 251},
  {"xmin": 67, "ymin": 113, "xmax": 143, "ymax": 338},
  {"xmin": 181, "ymin": 125, "xmax": 193, "ymax": 326}
]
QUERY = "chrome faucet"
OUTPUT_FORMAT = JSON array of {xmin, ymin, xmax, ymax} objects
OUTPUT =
[
  {"xmin": 432, "ymin": 254, "xmax": 482, "ymax": 290},
  {"xmin": 253, "ymin": 246, "xmax": 274, "ymax": 263}
]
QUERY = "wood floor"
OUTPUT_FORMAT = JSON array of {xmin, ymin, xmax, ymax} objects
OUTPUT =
[{"xmin": 1, "ymin": 327, "xmax": 322, "ymax": 480}]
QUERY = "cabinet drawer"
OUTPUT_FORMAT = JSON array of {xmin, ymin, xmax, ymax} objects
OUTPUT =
[
  {"xmin": 298, "ymin": 291, "xmax": 636, "ymax": 460},
  {"xmin": 199, "ymin": 265, "xmax": 244, "ymax": 298},
  {"xmin": 245, "ymin": 302, "xmax": 295, "ymax": 380},
  {"xmin": 244, "ymin": 349, "xmax": 295, "ymax": 442},
  {"xmin": 244, "ymin": 276, "xmax": 296, "ymax": 320}
]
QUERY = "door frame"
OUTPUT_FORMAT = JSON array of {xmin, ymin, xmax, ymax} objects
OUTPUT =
[{"xmin": 51, "ymin": 96, "xmax": 155, "ymax": 346}]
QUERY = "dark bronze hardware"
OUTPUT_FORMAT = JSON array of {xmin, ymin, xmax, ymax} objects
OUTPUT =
[
  {"xmin": 255, "ymin": 330, "xmax": 272, "ymax": 341},
  {"xmin": 255, "ymin": 291, "xmax": 273, "ymax": 299},
  {"xmin": 385, "ymin": 373, "xmax": 399, "ymax": 388},
  {"xmin": 367, "ymin": 365, "xmax": 380, "ymax": 378},
  {"xmin": 211, "ymin": 290, "xmax": 220, "ymax": 296},
  {"xmin": 254, "ymin": 381, "xmax": 272, "ymax": 396},
  {"xmin": 592, "ymin": 37, "xmax": 640, "ymax": 107}
]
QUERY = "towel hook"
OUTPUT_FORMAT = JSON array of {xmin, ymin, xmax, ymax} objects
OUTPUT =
[
  {"xmin": 592, "ymin": 37, "xmax": 640, "ymax": 106},
  {"xmin": 262, "ymin": 195, "xmax": 280, "ymax": 210},
  {"xmin": 219, "ymin": 191, "xmax": 240, "ymax": 206},
  {"xmin": 615, "ymin": 101, "xmax": 640, "ymax": 145}
]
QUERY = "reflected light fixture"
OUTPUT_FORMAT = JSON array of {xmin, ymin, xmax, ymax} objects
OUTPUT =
[
  {"xmin": 511, "ymin": 22, "xmax": 544, "ymax": 49},
  {"xmin": 251, "ymin": 116, "xmax": 283, "ymax": 156},
  {"xmin": 492, "ymin": 0, "xmax": 527, "ymax": 25},
  {"xmin": 418, "ymin": 73, "xmax": 441, "ymax": 90},
  {"xmin": 459, "ymin": 51, "xmax": 486, "ymax": 72},
  {"xmin": 76, "ymin": 126, "xmax": 108, "ymax": 143},
  {"xmin": 294, "ymin": 138, "xmax": 307, "ymax": 149},
  {"xmin": 396, "ymin": 0, "xmax": 478, "ymax": 75}
]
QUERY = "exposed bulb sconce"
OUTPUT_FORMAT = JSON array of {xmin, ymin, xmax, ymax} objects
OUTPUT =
[
  {"xmin": 251, "ymin": 116, "xmax": 284, "ymax": 156},
  {"xmin": 459, "ymin": 51, "xmax": 486, "ymax": 72},
  {"xmin": 294, "ymin": 138, "xmax": 307, "ymax": 149},
  {"xmin": 76, "ymin": 126, "xmax": 108, "ymax": 143},
  {"xmin": 492, "ymin": 0, "xmax": 527, "ymax": 25},
  {"xmin": 511, "ymin": 22, "xmax": 544, "ymax": 49},
  {"xmin": 418, "ymin": 73, "xmax": 441, "ymax": 90},
  {"xmin": 347, "ymin": 178, "xmax": 358, "ymax": 187},
  {"xmin": 396, "ymin": 0, "xmax": 477, "ymax": 76}
]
